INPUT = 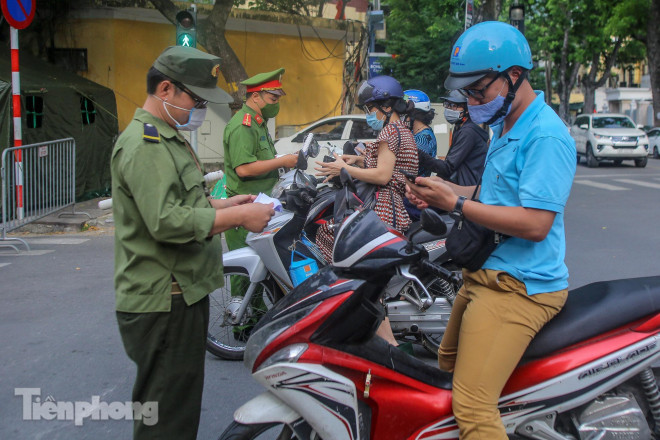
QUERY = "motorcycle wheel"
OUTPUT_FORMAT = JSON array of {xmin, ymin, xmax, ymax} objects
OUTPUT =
[
  {"xmin": 218, "ymin": 421, "xmax": 296, "ymax": 440},
  {"xmin": 207, "ymin": 272, "xmax": 281, "ymax": 360}
]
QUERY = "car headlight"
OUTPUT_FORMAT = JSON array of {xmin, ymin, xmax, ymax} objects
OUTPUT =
[
  {"xmin": 594, "ymin": 134, "xmax": 612, "ymax": 141},
  {"xmin": 639, "ymin": 135, "xmax": 649, "ymax": 144}
]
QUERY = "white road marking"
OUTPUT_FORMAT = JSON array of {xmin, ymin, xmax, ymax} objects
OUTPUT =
[
  {"xmin": 614, "ymin": 179, "xmax": 660, "ymax": 189},
  {"xmin": 0, "ymin": 250, "xmax": 54, "ymax": 256},
  {"xmin": 0, "ymin": 263, "xmax": 11, "ymax": 268},
  {"xmin": 573, "ymin": 180, "xmax": 630, "ymax": 191},
  {"xmin": 25, "ymin": 238, "xmax": 89, "ymax": 245}
]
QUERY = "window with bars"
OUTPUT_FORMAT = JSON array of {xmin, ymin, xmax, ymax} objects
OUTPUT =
[
  {"xmin": 25, "ymin": 96, "xmax": 44, "ymax": 129},
  {"xmin": 80, "ymin": 97, "xmax": 96, "ymax": 125}
]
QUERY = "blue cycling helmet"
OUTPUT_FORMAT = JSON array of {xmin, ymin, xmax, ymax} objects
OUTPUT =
[
  {"xmin": 357, "ymin": 75, "xmax": 404, "ymax": 106},
  {"xmin": 404, "ymin": 89, "xmax": 432, "ymax": 112},
  {"xmin": 445, "ymin": 21, "xmax": 533, "ymax": 90}
]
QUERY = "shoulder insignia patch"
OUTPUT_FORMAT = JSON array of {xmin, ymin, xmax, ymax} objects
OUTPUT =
[
  {"xmin": 143, "ymin": 123, "xmax": 160, "ymax": 143},
  {"xmin": 254, "ymin": 114, "xmax": 263, "ymax": 125},
  {"xmin": 242, "ymin": 114, "xmax": 252, "ymax": 127}
]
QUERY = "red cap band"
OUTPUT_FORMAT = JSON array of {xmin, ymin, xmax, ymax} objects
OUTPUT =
[{"xmin": 246, "ymin": 79, "xmax": 283, "ymax": 93}]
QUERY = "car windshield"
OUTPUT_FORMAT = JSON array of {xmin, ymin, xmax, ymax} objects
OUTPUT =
[
  {"xmin": 309, "ymin": 121, "xmax": 346, "ymax": 141},
  {"xmin": 592, "ymin": 117, "xmax": 635, "ymax": 129}
]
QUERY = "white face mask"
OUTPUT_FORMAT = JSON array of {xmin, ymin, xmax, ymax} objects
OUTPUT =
[{"xmin": 153, "ymin": 95, "xmax": 207, "ymax": 131}]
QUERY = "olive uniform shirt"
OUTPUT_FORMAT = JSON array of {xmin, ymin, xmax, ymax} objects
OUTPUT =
[
  {"xmin": 223, "ymin": 104, "xmax": 279, "ymax": 197},
  {"xmin": 111, "ymin": 108, "xmax": 224, "ymax": 313}
]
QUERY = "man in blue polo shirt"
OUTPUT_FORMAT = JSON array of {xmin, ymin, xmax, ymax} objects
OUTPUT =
[{"xmin": 406, "ymin": 22, "xmax": 576, "ymax": 439}]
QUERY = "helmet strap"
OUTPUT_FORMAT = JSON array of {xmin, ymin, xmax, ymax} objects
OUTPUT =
[
  {"xmin": 375, "ymin": 104, "xmax": 393, "ymax": 126},
  {"xmin": 485, "ymin": 71, "xmax": 527, "ymax": 126}
]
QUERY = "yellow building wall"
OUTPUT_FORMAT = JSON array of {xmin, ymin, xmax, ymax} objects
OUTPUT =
[{"xmin": 57, "ymin": 18, "xmax": 345, "ymax": 132}]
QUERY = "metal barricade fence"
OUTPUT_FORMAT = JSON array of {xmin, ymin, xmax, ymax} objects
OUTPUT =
[{"xmin": 1, "ymin": 138, "xmax": 89, "ymax": 251}]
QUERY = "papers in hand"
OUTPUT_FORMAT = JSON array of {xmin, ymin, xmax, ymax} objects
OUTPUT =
[{"xmin": 254, "ymin": 193, "xmax": 283, "ymax": 212}]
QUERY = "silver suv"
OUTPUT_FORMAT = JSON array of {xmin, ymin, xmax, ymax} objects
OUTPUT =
[{"xmin": 570, "ymin": 113, "xmax": 649, "ymax": 168}]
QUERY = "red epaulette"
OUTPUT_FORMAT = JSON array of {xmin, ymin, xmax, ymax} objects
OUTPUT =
[
  {"xmin": 254, "ymin": 114, "xmax": 263, "ymax": 125},
  {"xmin": 242, "ymin": 114, "xmax": 252, "ymax": 127}
]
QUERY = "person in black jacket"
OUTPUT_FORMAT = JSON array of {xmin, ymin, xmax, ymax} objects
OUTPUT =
[{"xmin": 418, "ymin": 90, "xmax": 488, "ymax": 186}]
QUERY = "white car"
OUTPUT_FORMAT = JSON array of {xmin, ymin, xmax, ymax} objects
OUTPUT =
[
  {"xmin": 274, "ymin": 115, "xmax": 379, "ymax": 155},
  {"xmin": 647, "ymin": 127, "xmax": 660, "ymax": 158},
  {"xmin": 570, "ymin": 113, "xmax": 649, "ymax": 168}
]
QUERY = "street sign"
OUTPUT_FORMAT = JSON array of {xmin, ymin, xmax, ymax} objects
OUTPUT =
[
  {"xmin": 1, "ymin": 0, "xmax": 35, "ymax": 30},
  {"xmin": 465, "ymin": 0, "xmax": 474, "ymax": 29}
]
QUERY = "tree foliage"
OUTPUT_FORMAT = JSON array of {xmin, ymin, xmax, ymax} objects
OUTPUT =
[
  {"xmin": 380, "ymin": 0, "xmax": 464, "ymax": 101},
  {"xmin": 242, "ymin": 0, "xmax": 327, "ymax": 17}
]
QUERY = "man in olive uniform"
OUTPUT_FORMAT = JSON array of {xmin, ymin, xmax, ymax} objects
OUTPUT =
[{"xmin": 111, "ymin": 46, "xmax": 275, "ymax": 440}]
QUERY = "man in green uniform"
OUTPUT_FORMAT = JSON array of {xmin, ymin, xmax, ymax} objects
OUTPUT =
[
  {"xmin": 223, "ymin": 68, "xmax": 298, "ymax": 251},
  {"xmin": 223, "ymin": 69, "xmax": 298, "ymax": 337},
  {"xmin": 111, "ymin": 46, "xmax": 275, "ymax": 440}
]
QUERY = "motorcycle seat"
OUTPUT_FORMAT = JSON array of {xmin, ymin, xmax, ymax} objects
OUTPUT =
[
  {"xmin": 523, "ymin": 275, "xmax": 660, "ymax": 361},
  {"xmin": 334, "ymin": 336, "xmax": 453, "ymax": 390}
]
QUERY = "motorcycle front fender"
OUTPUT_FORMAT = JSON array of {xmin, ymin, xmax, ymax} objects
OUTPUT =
[
  {"xmin": 223, "ymin": 247, "xmax": 268, "ymax": 283},
  {"xmin": 233, "ymin": 392, "xmax": 301, "ymax": 425}
]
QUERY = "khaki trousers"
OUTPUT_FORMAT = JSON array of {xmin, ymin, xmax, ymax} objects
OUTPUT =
[{"xmin": 438, "ymin": 269, "xmax": 567, "ymax": 440}]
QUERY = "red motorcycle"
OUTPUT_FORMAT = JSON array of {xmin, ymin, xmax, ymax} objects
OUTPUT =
[{"xmin": 219, "ymin": 207, "xmax": 660, "ymax": 440}]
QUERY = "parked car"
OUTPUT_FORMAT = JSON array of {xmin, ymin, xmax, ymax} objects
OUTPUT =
[
  {"xmin": 570, "ymin": 113, "xmax": 649, "ymax": 168},
  {"xmin": 647, "ymin": 127, "xmax": 660, "ymax": 158},
  {"xmin": 274, "ymin": 115, "xmax": 379, "ymax": 155}
]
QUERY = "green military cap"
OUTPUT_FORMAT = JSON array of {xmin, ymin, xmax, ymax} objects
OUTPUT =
[
  {"xmin": 241, "ymin": 68, "xmax": 286, "ymax": 96},
  {"xmin": 153, "ymin": 46, "xmax": 233, "ymax": 104}
]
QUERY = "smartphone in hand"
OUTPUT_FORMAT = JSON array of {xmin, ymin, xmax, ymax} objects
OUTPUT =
[{"xmin": 398, "ymin": 168, "xmax": 417, "ymax": 184}]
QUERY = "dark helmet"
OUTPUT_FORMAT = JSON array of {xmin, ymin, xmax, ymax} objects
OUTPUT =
[
  {"xmin": 441, "ymin": 90, "xmax": 467, "ymax": 105},
  {"xmin": 357, "ymin": 75, "xmax": 404, "ymax": 106}
]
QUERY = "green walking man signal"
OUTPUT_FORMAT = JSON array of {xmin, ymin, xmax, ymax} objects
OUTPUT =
[{"xmin": 175, "ymin": 9, "xmax": 197, "ymax": 48}]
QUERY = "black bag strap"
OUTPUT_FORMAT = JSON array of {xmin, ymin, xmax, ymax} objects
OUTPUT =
[{"xmin": 470, "ymin": 175, "xmax": 482, "ymax": 201}]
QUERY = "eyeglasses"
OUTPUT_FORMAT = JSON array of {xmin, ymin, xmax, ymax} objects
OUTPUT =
[
  {"xmin": 174, "ymin": 82, "xmax": 208, "ymax": 109},
  {"xmin": 443, "ymin": 102, "xmax": 463, "ymax": 110},
  {"xmin": 457, "ymin": 74, "xmax": 501, "ymax": 99}
]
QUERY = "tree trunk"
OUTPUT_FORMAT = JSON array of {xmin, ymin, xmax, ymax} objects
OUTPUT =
[
  {"xmin": 581, "ymin": 40, "xmax": 621, "ymax": 114},
  {"xmin": 544, "ymin": 54, "xmax": 552, "ymax": 105},
  {"xmin": 648, "ymin": 0, "xmax": 660, "ymax": 126},
  {"xmin": 477, "ymin": 0, "xmax": 502, "ymax": 22},
  {"xmin": 556, "ymin": 23, "xmax": 580, "ymax": 122},
  {"xmin": 149, "ymin": 0, "xmax": 247, "ymax": 107}
]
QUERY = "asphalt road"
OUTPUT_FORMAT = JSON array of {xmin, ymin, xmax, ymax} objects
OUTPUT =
[{"xmin": 0, "ymin": 157, "xmax": 659, "ymax": 439}]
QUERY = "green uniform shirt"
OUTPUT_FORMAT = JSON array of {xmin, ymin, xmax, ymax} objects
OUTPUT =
[
  {"xmin": 111, "ymin": 108, "xmax": 224, "ymax": 313},
  {"xmin": 223, "ymin": 104, "xmax": 279, "ymax": 197}
]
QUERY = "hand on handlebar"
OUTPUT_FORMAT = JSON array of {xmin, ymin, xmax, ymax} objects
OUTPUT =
[
  {"xmin": 314, "ymin": 153, "xmax": 347, "ymax": 183},
  {"xmin": 281, "ymin": 154, "xmax": 299, "ymax": 169}
]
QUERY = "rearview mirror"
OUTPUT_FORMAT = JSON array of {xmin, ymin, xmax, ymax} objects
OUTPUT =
[
  {"xmin": 420, "ymin": 209, "xmax": 448, "ymax": 236},
  {"xmin": 579, "ymin": 124, "xmax": 588, "ymax": 130}
]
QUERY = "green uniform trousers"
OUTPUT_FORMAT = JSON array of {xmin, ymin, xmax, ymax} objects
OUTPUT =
[
  {"xmin": 117, "ymin": 294, "xmax": 209, "ymax": 440},
  {"xmin": 438, "ymin": 269, "xmax": 567, "ymax": 440},
  {"xmin": 224, "ymin": 226, "xmax": 251, "ymax": 296}
]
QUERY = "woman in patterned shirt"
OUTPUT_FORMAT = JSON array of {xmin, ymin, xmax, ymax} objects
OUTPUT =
[{"xmin": 315, "ymin": 75, "xmax": 419, "ymax": 261}]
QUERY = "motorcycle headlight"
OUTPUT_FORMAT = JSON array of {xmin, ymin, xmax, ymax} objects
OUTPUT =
[
  {"xmin": 257, "ymin": 343, "xmax": 308, "ymax": 372},
  {"xmin": 270, "ymin": 180, "xmax": 288, "ymax": 199},
  {"xmin": 244, "ymin": 303, "xmax": 319, "ymax": 372}
]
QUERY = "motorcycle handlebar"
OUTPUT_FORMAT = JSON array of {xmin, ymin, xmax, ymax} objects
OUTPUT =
[{"xmin": 419, "ymin": 259, "xmax": 461, "ymax": 285}]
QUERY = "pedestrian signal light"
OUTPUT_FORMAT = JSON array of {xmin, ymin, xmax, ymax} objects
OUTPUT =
[{"xmin": 176, "ymin": 10, "xmax": 197, "ymax": 48}]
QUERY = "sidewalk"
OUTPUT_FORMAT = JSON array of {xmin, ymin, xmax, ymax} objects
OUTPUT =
[{"xmin": 9, "ymin": 198, "xmax": 114, "ymax": 235}]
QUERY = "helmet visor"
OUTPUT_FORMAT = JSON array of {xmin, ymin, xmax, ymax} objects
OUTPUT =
[
  {"xmin": 444, "ymin": 69, "xmax": 494, "ymax": 91},
  {"xmin": 357, "ymin": 81, "xmax": 375, "ymax": 106}
]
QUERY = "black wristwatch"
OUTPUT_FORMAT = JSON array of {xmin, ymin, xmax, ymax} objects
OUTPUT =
[{"xmin": 450, "ymin": 196, "xmax": 467, "ymax": 219}]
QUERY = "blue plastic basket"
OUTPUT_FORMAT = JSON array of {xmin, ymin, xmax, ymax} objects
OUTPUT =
[{"xmin": 289, "ymin": 250, "xmax": 319, "ymax": 287}]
